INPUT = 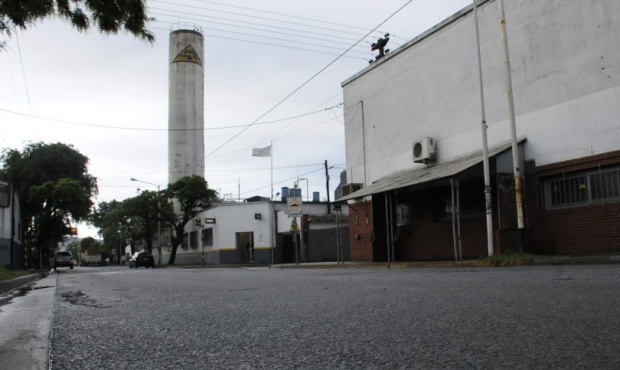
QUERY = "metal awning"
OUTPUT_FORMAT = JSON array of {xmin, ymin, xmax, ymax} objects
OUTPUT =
[{"xmin": 337, "ymin": 139, "xmax": 524, "ymax": 202}]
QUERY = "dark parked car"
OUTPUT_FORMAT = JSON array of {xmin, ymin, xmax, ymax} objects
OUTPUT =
[
  {"xmin": 54, "ymin": 251, "xmax": 73, "ymax": 271},
  {"xmin": 129, "ymin": 252, "xmax": 155, "ymax": 268}
]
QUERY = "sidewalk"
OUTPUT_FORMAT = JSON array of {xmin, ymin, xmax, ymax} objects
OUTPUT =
[
  {"xmin": 271, "ymin": 254, "xmax": 620, "ymax": 269},
  {"xmin": 0, "ymin": 272, "xmax": 57, "ymax": 370}
]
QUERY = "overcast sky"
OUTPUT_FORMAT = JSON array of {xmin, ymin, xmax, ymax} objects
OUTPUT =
[{"xmin": 0, "ymin": 0, "xmax": 471, "ymax": 237}]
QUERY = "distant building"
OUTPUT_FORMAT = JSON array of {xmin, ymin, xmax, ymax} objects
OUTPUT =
[
  {"xmin": 0, "ymin": 182, "xmax": 23, "ymax": 267},
  {"xmin": 334, "ymin": 170, "xmax": 347, "ymax": 201},
  {"xmin": 338, "ymin": 0, "xmax": 620, "ymax": 261},
  {"xmin": 157, "ymin": 200, "xmax": 349, "ymax": 265}
]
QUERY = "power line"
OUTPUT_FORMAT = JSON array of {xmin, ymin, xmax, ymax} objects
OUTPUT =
[
  {"xmin": 150, "ymin": 7, "xmax": 371, "ymax": 47},
  {"xmin": 152, "ymin": 17, "xmax": 371, "ymax": 56},
  {"xmin": 150, "ymin": 25, "xmax": 367, "ymax": 59},
  {"xmin": 0, "ymin": 105, "xmax": 342, "ymax": 132},
  {"xmin": 14, "ymin": 29, "xmax": 32, "ymax": 115},
  {"xmin": 151, "ymin": 0, "xmax": 383, "ymax": 38},
  {"xmin": 186, "ymin": 0, "xmax": 386, "ymax": 34},
  {"xmin": 204, "ymin": 1, "xmax": 412, "ymax": 158}
]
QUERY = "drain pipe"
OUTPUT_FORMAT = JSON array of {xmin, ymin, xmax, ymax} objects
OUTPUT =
[
  {"xmin": 451, "ymin": 179, "xmax": 458, "ymax": 261},
  {"xmin": 385, "ymin": 193, "xmax": 392, "ymax": 268}
]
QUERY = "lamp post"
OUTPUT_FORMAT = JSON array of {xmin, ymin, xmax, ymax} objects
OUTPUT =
[{"xmin": 130, "ymin": 178, "xmax": 162, "ymax": 266}]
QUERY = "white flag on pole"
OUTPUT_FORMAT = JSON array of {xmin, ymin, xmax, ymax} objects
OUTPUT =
[{"xmin": 252, "ymin": 145, "xmax": 271, "ymax": 157}]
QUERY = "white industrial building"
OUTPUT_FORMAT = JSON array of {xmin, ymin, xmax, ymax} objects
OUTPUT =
[
  {"xmin": 156, "ymin": 198, "xmax": 349, "ymax": 265},
  {"xmin": 338, "ymin": 0, "xmax": 620, "ymax": 261}
]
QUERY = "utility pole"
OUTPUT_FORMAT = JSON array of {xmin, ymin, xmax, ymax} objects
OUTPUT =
[
  {"xmin": 473, "ymin": 0, "xmax": 494, "ymax": 257},
  {"xmin": 498, "ymin": 0, "xmax": 525, "ymax": 251},
  {"xmin": 324, "ymin": 160, "xmax": 331, "ymax": 214}
]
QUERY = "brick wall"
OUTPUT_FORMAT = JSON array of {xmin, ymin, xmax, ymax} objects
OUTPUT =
[{"xmin": 525, "ymin": 151, "xmax": 620, "ymax": 255}]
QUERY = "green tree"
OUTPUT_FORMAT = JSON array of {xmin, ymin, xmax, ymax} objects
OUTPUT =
[
  {"xmin": 79, "ymin": 236, "xmax": 100, "ymax": 252},
  {"xmin": 0, "ymin": 142, "xmax": 97, "ymax": 267},
  {"xmin": 91, "ymin": 200, "xmax": 122, "ymax": 254},
  {"xmin": 66, "ymin": 239, "xmax": 81, "ymax": 262},
  {"xmin": 121, "ymin": 190, "xmax": 161, "ymax": 254},
  {"xmin": 0, "ymin": 0, "xmax": 153, "ymax": 49},
  {"xmin": 91, "ymin": 200, "xmax": 135, "ymax": 263},
  {"xmin": 160, "ymin": 175, "xmax": 217, "ymax": 265}
]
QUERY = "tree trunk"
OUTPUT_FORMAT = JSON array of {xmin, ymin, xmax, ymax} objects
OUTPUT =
[{"xmin": 167, "ymin": 225, "xmax": 185, "ymax": 265}]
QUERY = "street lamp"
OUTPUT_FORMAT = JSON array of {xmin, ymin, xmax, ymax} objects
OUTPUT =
[{"xmin": 130, "ymin": 178, "xmax": 162, "ymax": 266}]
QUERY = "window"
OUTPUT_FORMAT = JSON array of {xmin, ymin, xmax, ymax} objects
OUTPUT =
[
  {"xmin": 544, "ymin": 167, "xmax": 620, "ymax": 209},
  {"xmin": 440, "ymin": 195, "xmax": 485, "ymax": 219},
  {"xmin": 182, "ymin": 233, "xmax": 189, "ymax": 249},
  {"xmin": 189, "ymin": 231, "xmax": 198, "ymax": 249},
  {"xmin": 0, "ymin": 183, "xmax": 9, "ymax": 207},
  {"xmin": 396, "ymin": 201, "xmax": 422, "ymax": 225},
  {"xmin": 202, "ymin": 228, "xmax": 213, "ymax": 246}
]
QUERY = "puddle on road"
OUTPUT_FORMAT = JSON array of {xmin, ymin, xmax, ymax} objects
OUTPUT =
[
  {"xmin": 0, "ymin": 283, "xmax": 52, "ymax": 310},
  {"xmin": 62, "ymin": 291, "xmax": 111, "ymax": 308}
]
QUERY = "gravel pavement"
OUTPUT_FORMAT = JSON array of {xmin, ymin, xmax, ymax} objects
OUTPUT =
[{"xmin": 49, "ymin": 265, "xmax": 620, "ymax": 369}]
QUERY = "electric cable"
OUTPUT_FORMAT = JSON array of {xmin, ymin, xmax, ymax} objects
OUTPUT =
[{"xmin": 204, "ymin": 1, "xmax": 412, "ymax": 158}]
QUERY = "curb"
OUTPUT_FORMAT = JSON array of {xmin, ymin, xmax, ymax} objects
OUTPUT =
[
  {"xmin": 0, "ymin": 272, "xmax": 47, "ymax": 296},
  {"xmin": 270, "ymin": 255, "xmax": 620, "ymax": 269}
]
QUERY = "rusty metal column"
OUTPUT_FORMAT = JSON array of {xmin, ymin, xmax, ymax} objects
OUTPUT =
[{"xmin": 498, "ymin": 0, "xmax": 525, "ymax": 251}]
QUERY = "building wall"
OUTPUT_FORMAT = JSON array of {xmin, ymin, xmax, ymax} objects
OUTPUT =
[
  {"xmin": 525, "ymin": 151, "xmax": 620, "ymax": 254},
  {"xmin": 0, "ymin": 184, "xmax": 22, "ymax": 267},
  {"xmin": 342, "ymin": 0, "xmax": 620, "ymax": 187},
  {"xmin": 167, "ymin": 201, "xmax": 349, "ymax": 265},
  {"xmin": 341, "ymin": 0, "xmax": 620, "ymax": 258},
  {"xmin": 191, "ymin": 202, "xmax": 274, "ymax": 264}
]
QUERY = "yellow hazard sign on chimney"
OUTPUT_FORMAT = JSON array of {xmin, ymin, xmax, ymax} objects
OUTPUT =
[{"xmin": 173, "ymin": 45, "xmax": 202, "ymax": 66}]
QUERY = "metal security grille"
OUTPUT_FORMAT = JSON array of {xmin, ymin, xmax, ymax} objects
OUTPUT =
[
  {"xmin": 545, "ymin": 167, "xmax": 620, "ymax": 209},
  {"xmin": 591, "ymin": 169, "xmax": 620, "ymax": 200}
]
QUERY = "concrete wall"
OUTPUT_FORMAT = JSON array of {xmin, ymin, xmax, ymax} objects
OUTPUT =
[
  {"xmin": 168, "ymin": 29, "xmax": 205, "ymax": 183},
  {"xmin": 0, "ymin": 185, "xmax": 21, "ymax": 266},
  {"xmin": 341, "ymin": 0, "xmax": 620, "ymax": 259},
  {"xmin": 342, "ymin": 0, "xmax": 620, "ymax": 187}
]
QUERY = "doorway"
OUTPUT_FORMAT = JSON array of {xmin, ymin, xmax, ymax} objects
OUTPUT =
[{"xmin": 235, "ymin": 231, "xmax": 254, "ymax": 264}]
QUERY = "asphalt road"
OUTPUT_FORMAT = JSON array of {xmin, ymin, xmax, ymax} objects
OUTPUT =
[{"xmin": 49, "ymin": 265, "xmax": 620, "ymax": 369}]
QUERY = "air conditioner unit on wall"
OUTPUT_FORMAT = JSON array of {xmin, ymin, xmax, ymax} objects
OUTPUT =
[
  {"xmin": 413, "ymin": 137, "xmax": 437, "ymax": 163},
  {"xmin": 342, "ymin": 183, "xmax": 362, "ymax": 197}
]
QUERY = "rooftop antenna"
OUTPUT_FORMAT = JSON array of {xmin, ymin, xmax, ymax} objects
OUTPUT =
[{"xmin": 370, "ymin": 33, "xmax": 390, "ymax": 63}]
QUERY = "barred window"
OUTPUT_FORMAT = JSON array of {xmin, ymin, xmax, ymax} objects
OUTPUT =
[
  {"xmin": 545, "ymin": 167, "xmax": 620, "ymax": 209},
  {"xmin": 591, "ymin": 170, "xmax": 620, "ymax": 200}
]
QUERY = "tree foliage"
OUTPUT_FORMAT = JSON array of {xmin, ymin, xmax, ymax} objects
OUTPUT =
[
  {"xmin": 91, "ymin": 199, "xmax": 135, "ymax": 261},
  {"xmin": 0, "ymin": 0, "xmax": 154, "ymax": 49},
  {"xmin": 0, "ymin": 142, "xmax": 97, "ymax": 267},
  {"xmin": 90, "ymin": 175, "xmax": 216, "ymax": 265},
  {"xmin": 79, "ymin": 236, "xmax": 101, "ymax": 252},
  {"xmin": 119, "ymin": 190, "xmax": 164, "ymax": 254}
]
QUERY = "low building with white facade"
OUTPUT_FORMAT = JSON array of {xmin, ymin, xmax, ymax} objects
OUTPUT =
[
  {"xmin": 158, "ymin": 198, "xmax": 349, "ymax": 265},
  {"xmin": 338, "ymin": 0, "xmax": 620, "ymax": 261}
]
